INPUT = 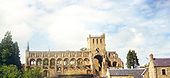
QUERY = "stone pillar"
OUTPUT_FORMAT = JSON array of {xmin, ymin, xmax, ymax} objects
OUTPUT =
[
  {"xmin": 89, "ymin": 52, "xmax": 94, "ymax": 75},
  {"xmin": 101, "ymin": 55, "xmax": 106, "ymax": 77}
]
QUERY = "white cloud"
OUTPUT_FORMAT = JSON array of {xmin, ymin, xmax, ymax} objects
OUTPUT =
[
  {"xmin": 0, "ymin": 0, "xmax": 35, "ymax": 63},
  {"xmin": 0, "ymin": 0, "xmax": 170, "ymax": 65}
]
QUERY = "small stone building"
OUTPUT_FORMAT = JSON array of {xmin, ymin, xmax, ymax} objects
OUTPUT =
[
  {"xmin": 143, "ymin": 54, "xmax": 170, "ymax": 78},
  {"xmin": 25, "ymin": 33, "xmax": 124, "ymax": 78}
]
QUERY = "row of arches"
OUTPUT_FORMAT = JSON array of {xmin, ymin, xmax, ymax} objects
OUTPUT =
[
  {"xmin": 108, "ymin": 61, "xmax": 118, "ymax": 67},
  {"xmin": 29, "ymin": 58, "xmax": 91, "ymax": 67}
]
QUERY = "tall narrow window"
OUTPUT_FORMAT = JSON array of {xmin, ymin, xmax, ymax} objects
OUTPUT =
[
  {"xmin": 113, "ymin": 62, "xmax": 117, "ymax": 67},
  {"xmin": 93, "ymin": 39, "xmax": 94, "ymax": 44},
  {"xmin": 100, "ymin": 39, "xmax": 102, "ymax": 44},
  {"xmin": 96, "ymin": 39, "xmax": 98, "ymax": 44},
  {"xmin": 162, "ymin": 69, "xmax": 166, "ymax": 75}
]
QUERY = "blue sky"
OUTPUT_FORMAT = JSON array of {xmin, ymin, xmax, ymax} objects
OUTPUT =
[{"xmin": 0, "ymin": 0, "xmax": 170, "ymax": 66}]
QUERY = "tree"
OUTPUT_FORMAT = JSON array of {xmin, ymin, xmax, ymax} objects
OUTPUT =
[
  {"xmin": 126, "ymin": 50, "xmax": 133, "ymax": 69},
  {"xmin": 132, "ymin": 50, "xmax": 140, "ymax": 67},
  {"xmin": 126, "ymin": 50, "xmax": 140, "ymax": 69},
  {"xmin": 0, "ymin": 43, "xmax": 1, "ymax": 65},
  {"xmin": 0, "ymin": 31, "xmax": 42, "ymax": 77},
  {"xmin": 10, "ymin": 42, "xmax": 22, "ymax": 69},
  {"xmin": 80, "ymin": 47, "xmax": 87, "ymax": 51},
  {"xmin": 0, "ymin": 65, "xmax": 22, "ymax": 78},
  {"xmin": 22, "ymin": 67, "xmax": 42, "ymax": 78},
  {"xmin": 0, "ymin": 31, "xmax": 21, "ymax": 69},
  {"xmin": 0, "ymin": 31, "xmax": 13, "ymax": 65},
  {"xmin": 0, "ymin": 65, "xmax": 42, "ymax": 78}
]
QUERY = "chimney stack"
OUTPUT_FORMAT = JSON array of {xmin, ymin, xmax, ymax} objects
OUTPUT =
[{"xmin": 149, "ymin": 54, "xmax": 154, "ymax": 61}]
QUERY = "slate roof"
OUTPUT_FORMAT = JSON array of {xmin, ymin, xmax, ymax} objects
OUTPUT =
[
  {"xmin": 109, "ymin": 69, "xmax": 145, "ymax": 78},
  {"xmin": 141, "ymin": 68, "xmax": 148, "ymax": 75},
  {"xmin": 154, "ymin": 58, "xmax": 170, "ymax": 67}
]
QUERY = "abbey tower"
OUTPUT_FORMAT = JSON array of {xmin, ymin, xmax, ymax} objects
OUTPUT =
[{"xmin": 87, "ymin": 33, "xmax": 106, "ymax": 56}]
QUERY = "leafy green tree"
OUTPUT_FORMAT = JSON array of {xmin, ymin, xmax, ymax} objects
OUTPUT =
[
  {"xmin": 126, "ymin": 50, "xmax": 133, "ymax": 69},
  {"xmin": 126, "ymin": 50, "xmax": 140, "ymax": 69},
  {"xmin": 0, "ymin": 31, "xmax": 21, "ymax": 69},
  {"xmin": 0, "ymin": 65, "xmax": 42, "ymax": 78},
  {"xmin": 10, "ymin": 42, "xmax": 22, "ymax": 69},
  {"xmin": 0, "ymin": 31, "xmax": 42, "ymax": 77},
  {"xmin": 23, "ymin": 67, "xmax": 42, "ymax": 78},
  {"xmin": 0, "ymin": 65, "xmax": 22, "ymax": 78},
  {"xmin": 0, "ymin": 31, "xmax": 13, "ymax": 65},
  {"xmin": 0, "ymin": 43, "xmax": 1, "ymax": 65},
  {"xmin": 132, "ymin": 50, "xmax": 140, "ymax": 67}
]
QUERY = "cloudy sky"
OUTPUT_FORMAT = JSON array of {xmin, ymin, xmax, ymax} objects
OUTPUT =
[{"xmin": 0, "ymin": 0, "xmax": 170, "ymax": 66}]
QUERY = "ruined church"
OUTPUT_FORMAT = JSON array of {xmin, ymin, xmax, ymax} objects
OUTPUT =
[{"xmin": 25, "ymin": 33, "xmax": 124, "ymax": 77}]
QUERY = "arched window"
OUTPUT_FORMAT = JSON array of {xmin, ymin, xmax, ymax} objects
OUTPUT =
[
  {"xmin": 56, "ymin": 59, "xmax": 62, "ymax": 72},
  {"xmin": 50, "ymin": 58, "xmax": 55, "ymax": 66},
  {"xmin": 94, "ymin": 55, "xmax": 103, "ymax": 67},
  {"xmin": 43, "ymin": 58, "xmax": 49, "ymax": 65},
  {"xmin": 94, "ymin": 55, "xmax": 103, "ymax": 71},
  {"xmin": 64, "ymin": 58, "xmax": 69, "ymax": 66},
  {"xmin": 56, "ymin": 58, "xmax": 62, "ymax": 65},
  {"xmin": 113, "ymin": 61, "xmax": 117, "ymax": 67},
  {"xmin": 77, "ymin": 58, "xmax": 83, "ymax": 67},
  {"xmin": 70, "ymin": 58, "xmax": 76, "ymax": 67},
  {"xmin": 36, "ymin": 58, "xmax": 42, "ymax": 66},
  {"xmin": 30, "ymin": 59, "xmax": 36, "ymax": 65},
  {"xmin": 84, "ymin": 58, "xmax": 90, "ymax": 65}
]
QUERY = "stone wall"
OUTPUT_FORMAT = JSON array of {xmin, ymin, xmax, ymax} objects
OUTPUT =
[
  {"xmin": 26, "ymin": 51, "xmax": 92, "ymax": 77},
  {"xmin": 156, "ymin": 67, "xmax": 170, "ymax": 78}
]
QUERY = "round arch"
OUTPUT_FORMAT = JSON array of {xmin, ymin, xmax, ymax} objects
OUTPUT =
[
  {"xmin": 77, "ymin": 58, "xmax": 83, "ymax": 67},
  {"xmin": 63, "ymin": 58, "xmax": 69, "ymax": 66},
  {"xmin": 43, "ymin": 58, "xmax": 49, "ymax": 65},
  {"xmin": 30, "ymin": 58, "xmax": 36, "ymax": 65},
  {"xmin": 94, "ymin": 55, "xmax": 103, "ymax": 71},
  {"xmin": 84, "ymin": 58, "xmax": 90, "ymax": 65},
  {"xmin": 70, "ymin": 58, "xmax": 76, "ymax": 66},
  {"xmin": 94, "ymin": 55, "xmax": 103, "ymax": 67},
  {"xmin": 36, "ymin": 58, "xmax": 42, "ymax": 66},
  {"xmin": 56, "ymin": 58, "xmax": 62, "ymax": 65},
  {"xmin": 50, "ymin": 58, "xmax": 55, "ymax": 66}
]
